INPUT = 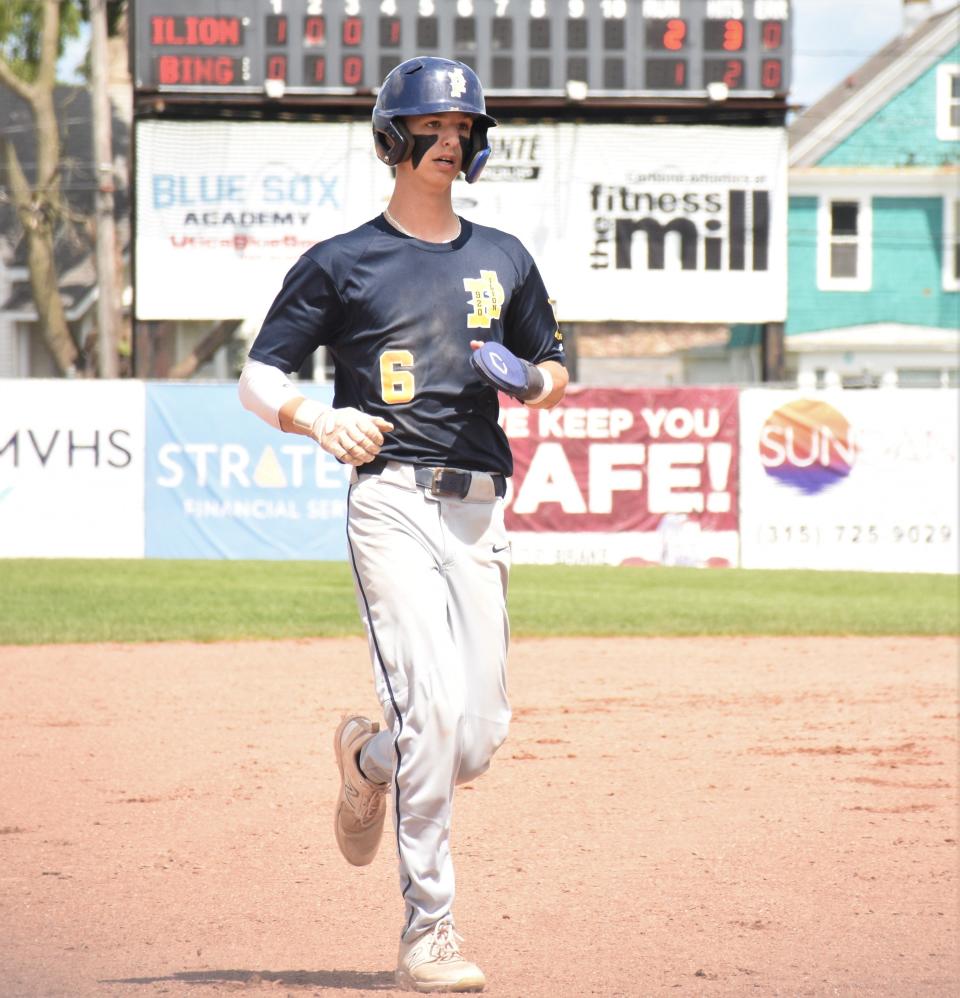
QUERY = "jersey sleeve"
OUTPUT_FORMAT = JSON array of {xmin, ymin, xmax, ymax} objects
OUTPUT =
[
  {"xmin": 248, "ymin": 255, "xmax": 347, "ymax": 374},
  {"xmin": 502, "ymin": 259, "xmax": 565, "ymax": 368}
]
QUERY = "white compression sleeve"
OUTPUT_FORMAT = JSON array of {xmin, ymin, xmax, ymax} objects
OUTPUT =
[
  {"xmin": 238, "ymin": 359, "xmax": 302, "ymax": 429},
  {"xmin": 526, "ymin": 365, "xmax": 554, "ymax": 405}
]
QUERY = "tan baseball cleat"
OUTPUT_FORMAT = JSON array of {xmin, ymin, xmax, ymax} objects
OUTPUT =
[
  {"xmin": 333, "ymin": 715, "xmax": 389, "ymax": 866},
  {"xmin": 396, "ymin": 920, "xmax": 486, "ymax": 993}
]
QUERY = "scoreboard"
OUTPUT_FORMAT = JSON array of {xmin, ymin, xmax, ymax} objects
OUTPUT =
[{"xmin": 132, "ymin": 0, "xmax": 792, "ymax": 98}]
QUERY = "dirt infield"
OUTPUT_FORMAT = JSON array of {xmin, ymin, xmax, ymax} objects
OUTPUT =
[{"xmin": 0, "ymin": 637, "xmax": 956, "ymax": 998}]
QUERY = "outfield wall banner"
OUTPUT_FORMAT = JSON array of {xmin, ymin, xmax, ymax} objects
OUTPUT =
[
  {"xmin": 135, "ymin": 120, "xmax": 393, "ymax": 321},
  {"xmin": 500, "ymin": 386, "xmax": 740, "ymax": 566},
  {"xmin": 136, "ymin": 120, "xmax": 786, "ymax": 325},
  {"xmin": 145, "ymin": 384, "xmax": 350, "ymax": 559},
  {"xmin": 0, "ymin": 380, "xmax": 145, "ymax": 557},
  {"xmin": 739, "ymin": 389, "xmax": 959, "ymax": 573}
]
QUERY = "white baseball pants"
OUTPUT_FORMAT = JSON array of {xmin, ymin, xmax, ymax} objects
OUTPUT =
[{"xmin": 346, "ymin": 463, "xmax": 512, "ymax": 943}]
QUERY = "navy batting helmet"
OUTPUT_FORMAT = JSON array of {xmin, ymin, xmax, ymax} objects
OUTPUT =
[{"xmin": 373, "ymin": 57, "xmax": 496, "ymax": 184}]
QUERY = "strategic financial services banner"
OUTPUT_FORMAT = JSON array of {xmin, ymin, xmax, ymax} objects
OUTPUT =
[
  {"xmin": 457, "ymin": 124, "xmax": 788, "ymax": 323},
  {"xmin": 739, "ymin": 389, "xmax": 959, "ymax": 573},
  {"xmin": 0, "ymin": 380, "xmax": 145, "ymax": 557},
  {"xmin": 135, "ymin": 120, "xmax": 394, "ymax": 321},
  {"xmin": 500, "ymin": 386, "xmax": 739, "ymax": 567},
  {"xmin": 145, "ymin": 383, "xmax": 350, "ymax": 559}
]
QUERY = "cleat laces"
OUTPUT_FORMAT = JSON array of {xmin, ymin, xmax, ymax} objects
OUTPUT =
[
  {"xmin": 427, "ymin": 922, "xmax": 464, "ymax": 965},
  {"xmin": 355, "ymin": 787, "xmax": 385, "ymax": 825},
  {"xmin": 344, "ymin": 771, "xmax": 387, "ymax": 827}
]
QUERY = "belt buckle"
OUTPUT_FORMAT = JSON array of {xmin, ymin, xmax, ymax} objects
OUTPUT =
[{"xmin": 430, "ymin": 467, "xmax": 470, "ymax": 499}]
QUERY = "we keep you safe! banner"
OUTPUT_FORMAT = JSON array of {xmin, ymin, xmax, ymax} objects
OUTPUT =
[
  {"xmin": 135, "ymin": 120, "xmax": 786, "ymax": 324},
  {"xmin": 500, "ymin": 386, "xmax": 740, "ymax": 567}
]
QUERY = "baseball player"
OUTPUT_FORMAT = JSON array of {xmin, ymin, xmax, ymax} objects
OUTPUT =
[{"xmin": 238, "ymin": 57, "xmax": 567, "ymax": 993}]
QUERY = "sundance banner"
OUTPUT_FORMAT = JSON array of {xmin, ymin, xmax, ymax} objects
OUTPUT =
[
  {"xmin": 500, "ymin": 386, "xmax": 740, "ymax": 567},
  {"xmin": 739, "ymin": 389, "xmax": 959, "ymax": 573}
]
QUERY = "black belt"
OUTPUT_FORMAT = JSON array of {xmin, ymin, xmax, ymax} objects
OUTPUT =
[{"xmin": 364, "ymin": 457, "xmax": 507, "ymax": 500}]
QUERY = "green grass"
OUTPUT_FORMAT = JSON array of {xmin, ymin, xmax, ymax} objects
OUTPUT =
[{"xmin": 0, "ymin": 560, "xmax": 956, "ymax": 645}]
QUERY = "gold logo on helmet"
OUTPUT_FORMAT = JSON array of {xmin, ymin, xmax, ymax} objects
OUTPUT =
[{"xmin": 463, "ymin": 271, "xmax": 504, "ymax": 329}]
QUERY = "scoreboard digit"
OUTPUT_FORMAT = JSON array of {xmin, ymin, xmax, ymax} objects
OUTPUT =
[{"xmin": 133, "ymin": 0, "xmax": 791, "ymax": 98}]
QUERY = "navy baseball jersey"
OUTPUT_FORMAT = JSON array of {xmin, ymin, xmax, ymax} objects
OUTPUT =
[{"xmin": 249, "ymin": 214, "xmax": 564, "ymax": 476}]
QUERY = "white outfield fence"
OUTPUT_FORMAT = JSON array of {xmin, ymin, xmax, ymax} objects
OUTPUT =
[
  {"xmin": 134, "ymin": 120, "xmax": 787, "ymax": 325},
  {"xmin": 0, "ymin": 382, "xmax": 956, "ymax": 573}
]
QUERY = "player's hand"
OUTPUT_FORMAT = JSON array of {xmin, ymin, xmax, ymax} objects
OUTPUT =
[{"xmin": 316, "ymin": 407, "xmax": 394, "ymax": 466}]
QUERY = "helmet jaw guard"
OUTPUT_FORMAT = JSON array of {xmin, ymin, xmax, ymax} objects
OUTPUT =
[
  {"xmin": 462, "ymin": 141, "xmax": 490, "ymax": 184},
  {"xmin": 372, "ymin": 57, "xmax": 496, "ymax": 184}
]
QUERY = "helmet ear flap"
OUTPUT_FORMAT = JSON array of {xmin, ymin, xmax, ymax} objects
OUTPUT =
[
  {"xmin": 464, "ymin": 146, "xmax": 490, "ymax": 184},
  {"xmin": 462, "ymin": 121, "xmax": 492, "ymax": 184},
  {"xmin": 373, "ymin": 117, "xmax": 414, "ymax": 167}
]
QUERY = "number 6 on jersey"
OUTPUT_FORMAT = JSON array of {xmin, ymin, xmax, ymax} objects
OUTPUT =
[{"xmin": 380, "ymin": 349, "xmax": 415, "ymax": 403}]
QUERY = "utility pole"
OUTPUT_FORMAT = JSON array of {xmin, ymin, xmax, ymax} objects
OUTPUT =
[{"xmin": 90, "ymin": 0, "xmax": 120, "ymax": 377}]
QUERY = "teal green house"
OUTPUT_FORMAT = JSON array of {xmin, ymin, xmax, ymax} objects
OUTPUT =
[{"xmin": 761, "ymin": 3, "xmax": 958, "ymax": 388}]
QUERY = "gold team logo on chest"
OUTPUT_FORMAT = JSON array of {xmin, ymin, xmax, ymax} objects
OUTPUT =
[{"xmin": 463, "ymin": 270, "xmax": 504, "ymax": 329}]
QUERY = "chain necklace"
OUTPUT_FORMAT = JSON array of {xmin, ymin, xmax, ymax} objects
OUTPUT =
[{"xmin": 383, "ymin": 208, "xmax": 461, "ymax": 243}]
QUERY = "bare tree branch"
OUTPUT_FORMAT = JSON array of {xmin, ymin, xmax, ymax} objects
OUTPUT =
[
  {"xmin": 3, "ymin": 135, "xmax": 79, "ymax": 373},
  {"xmin": 0, "ymin": 0, "xmax": 78, "ymax": 373},
  {"xmin": 36, "ymin": 0, "xmax": 60, "ymax": 90},
  {"xmin": 1, "ymin": 136, "xmax": 31, "ymax": 216},
  {"xmin": 32, "ymin": 1, "xmax": 62, "ymax": 205},
  {"xmin": 168, "ymin": 321, "xmax": 241, "ymax": 379},
  {"xmin": 0, "ymin": 54, "xmax": 34, "ymax": 103}
]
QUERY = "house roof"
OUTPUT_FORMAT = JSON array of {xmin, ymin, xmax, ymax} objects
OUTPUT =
[{"xmin": 789, "ymin": 4, "xmax": 960, "ymax": 167}]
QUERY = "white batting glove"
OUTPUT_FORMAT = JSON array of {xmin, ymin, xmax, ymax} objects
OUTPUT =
[{"xmin": 293, "ymin": 399, "xmax": 394, "ymax": 466}]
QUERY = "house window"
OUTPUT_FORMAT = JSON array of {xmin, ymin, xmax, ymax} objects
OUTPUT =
[
  {"xmin": 935, "ymin": 63, "xmax": 960, "ymax": 141},
  {"xmin": 944, "ymin": 197, "xmax": 960, "ymax": 292},
  {"xmin": 817, "ymin": 196, "xmax": 872, "ymax": 291}
]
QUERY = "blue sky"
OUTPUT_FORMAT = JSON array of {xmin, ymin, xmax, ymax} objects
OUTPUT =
[
  {"xmin": 58, "ymin": 0, "xmax": 956, "ymax": 111},
  {"xmin": 790, "ymin": 0, "xmax": 955, "ymax": 109}
]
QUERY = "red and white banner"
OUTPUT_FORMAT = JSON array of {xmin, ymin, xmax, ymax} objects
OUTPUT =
[{"xmin": 500, "ymin": 386, "xmax": 739, "ymax": 566}]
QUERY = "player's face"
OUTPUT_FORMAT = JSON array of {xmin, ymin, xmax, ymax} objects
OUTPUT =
[{"xmin": 402, "ymin": 112, "xmax": 475, "ymax": 186}]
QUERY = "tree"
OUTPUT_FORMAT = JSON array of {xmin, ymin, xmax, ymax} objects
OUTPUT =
[{"xmin": 0, "ymin": 1, "xmax": 84, "ymax": 374}]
